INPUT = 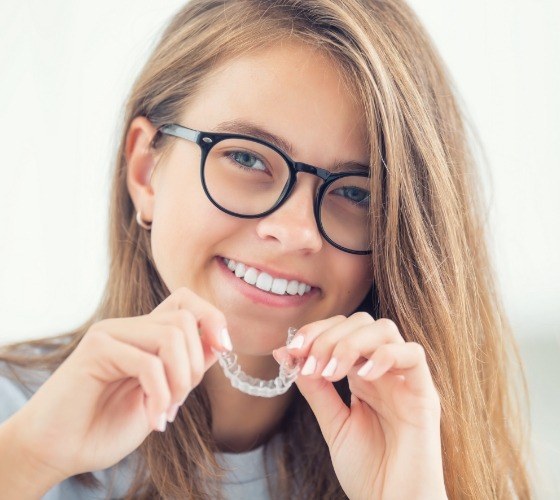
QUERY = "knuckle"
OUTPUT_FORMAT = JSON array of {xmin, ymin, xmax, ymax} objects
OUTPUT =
[
  {"xmin": 298, "ymin": 315, "xmax": 346, "ymax": 337},
  {"xmin": 174, "ymin": 286, "xmax": 193, "ymax": 301},
  {"xmin": 91, "ymin": 318, "xmax": 108, "ymax": 330},
  {"xmin": 81, "ymin": 328, "xmax": 106, "ymax": 349},
  {"xmin": 351, "ymin": 311, "xmax": 374, "ymax": 323},
  {"xmin": 143, "ymin": 354, "xmax": 165, "ymax": 376},
  {"xmin": 410, "ymin": 341, "xmax": 426, "ymax": 360},
  {"xmin": 171, "ymin": 287, "xmax": 195, "ymax": 310},
  {"xmin": 375, "ymin": 343, "xmax": 394, "ymax": 363},
  {"xmin": 174, "ymin": 309, "xmax": 196, "ymax": 330},
  {"xmin": 376, "ymin": 340, "xmax": 391, "ymax": 354},
  {"xmin": 163, "ymin": 325, "xmax": 184, "ymax": 344},
  {"xmin": 137, "ymin": 354, "xmax": 171, "ymax": 406},
  {"xmin": 192, "ymin": 370, "xmax": 204, "ymax": 387},
  {"xmin": 87, "ymin": 319, "xmax": 110, "ymax": 337},
  {"xmin": 338, "ymin": 336, "xmax": 362, "ymax": 355},
  {"xmin": 376, "ymin": 318, "xmax": 401, "ymax": 338},
  {"xmin": 175, "ymin": 378, "xmax": 191, "ymax": 396}
]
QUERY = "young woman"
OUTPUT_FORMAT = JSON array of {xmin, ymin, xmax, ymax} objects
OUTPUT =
[{"xmin": 0, "ymin": 0, "xmax": 533, "ymax": 498}]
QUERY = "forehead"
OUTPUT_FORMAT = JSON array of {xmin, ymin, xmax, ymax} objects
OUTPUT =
[{"xmin": 180, "ymin": 41, "xmax": 369, "ymax": 164}]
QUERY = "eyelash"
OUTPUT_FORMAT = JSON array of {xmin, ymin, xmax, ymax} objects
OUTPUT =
[{"xmin": 226, "ymin": 150, "xmax": 269, "ymax": 172}]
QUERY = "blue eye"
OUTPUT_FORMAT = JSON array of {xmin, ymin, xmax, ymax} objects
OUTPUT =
[
  {"xmin": 229, "ymin": 151, "xmax": 267, "ymax": 171},
  {"xmin": 334, "ymin": 186, "xmax": 370, "ymax": 207}
]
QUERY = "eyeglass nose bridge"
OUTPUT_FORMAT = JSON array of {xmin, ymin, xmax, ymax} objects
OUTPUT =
[
  {"xmin": 292, "ymin": 161, "xmax": 333, "ymax": 181},
  {"xmin": 273, "ymin": 160, "xmax": 337, "ymax": 219},
  {"xmin": 277, "ymin": 160, "xmax": 335, "ymax": 210}
]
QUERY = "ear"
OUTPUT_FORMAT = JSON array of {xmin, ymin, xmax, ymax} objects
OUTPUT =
[{"xmin": 125, "ymin": 116, "xmax": 160, "ymax": 223}]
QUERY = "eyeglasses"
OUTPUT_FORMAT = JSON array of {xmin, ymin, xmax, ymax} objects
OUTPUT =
[{"xmin": 151, "ymin": 123, "xmax": 373, "ymax": 255}]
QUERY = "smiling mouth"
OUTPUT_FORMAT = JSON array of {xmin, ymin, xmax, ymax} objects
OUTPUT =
[{"xmin": 221, "ymin": 257, "xmax": 314, "ymax": 297}]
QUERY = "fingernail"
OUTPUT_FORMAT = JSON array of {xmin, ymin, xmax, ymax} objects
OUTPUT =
[
  {"xmin": 156, "ymin": 412, "xmax": 167, "ymax": 432},
  {"xmin": 357, "ymin": 360, "xmax": 374, "ymax": 377},
  {"xmin": 301, "ymin": 355, "xmax": 317, "ymax": 376},
  {"xmin": 321, "ymin": 357, "xmax": 338, "ymax": 377},
  {"xmin": 219, "ymin": 327, "xmax": 233, "ymax": 351},
  {"xmin": 166, "ymin": 403, "xmax": 180, "ymax": 423},
  {"xmin": 287, "ymin": 335, "xmax": 304, "ymax": 349}
]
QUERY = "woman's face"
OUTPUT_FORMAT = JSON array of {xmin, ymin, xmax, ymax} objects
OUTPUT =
[{"xmin": 128, "ymin": 41, "xmax": 373, "ymax": 355}]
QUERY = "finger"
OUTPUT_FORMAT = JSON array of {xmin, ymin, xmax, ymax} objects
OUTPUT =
[
  {"xmin": 284, "ymin": 314, "xmax": 348, "ymax": 355},
  {"xmin": 281, "ymin": 314, "xmax": 401, "ymax": 379},
  {"xmin": 84, "ymin": 332, "xmax": 172, "ymax": 432},
  {"xmin": 154, "ymin": 309, "xmax": 206, "ymax": 397},
  {"xmin": 272, "ymin": 344, "xmax": 354, "ymax": 448},
  {"xmin": 316, "ymin": 318, "xmax": 406, "ymax": 382},
  {"xmin": 272, "ymin": 348, "xmax": 293, "ymax": 365},
  {"xmin": 293, "ymin": 371, "xmax": 349, "ymax": 448},
  {"xmin": 152, "ymin": 310, "xmax": 205, "ymax": 422},
  {"xmin": 96, "ymin": 318, "xmax": 192, "ymax": 409},
  {"xmin": 289, "ymin": 312, "xmax": 377, "ymax": 379},
  {"xmin": 356, "ymin": 342, "xmax": 434, "ymax": 396},
  {"xmin": 150, "ymin": 286, "xmax": 231, "ymax": 353}
]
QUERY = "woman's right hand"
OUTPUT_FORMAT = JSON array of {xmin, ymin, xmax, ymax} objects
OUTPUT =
[{"xmin": 7, "ymin": 286, "xmax": 231, "ymax": 484}]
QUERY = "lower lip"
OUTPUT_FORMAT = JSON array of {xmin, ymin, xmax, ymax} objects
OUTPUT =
[{"xmin": 216, "ymin": 256, "xmax": 319, "ymax": 308}]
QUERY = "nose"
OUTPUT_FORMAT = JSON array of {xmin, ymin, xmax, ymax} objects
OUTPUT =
[{"xmin": 255, "ymin": 175, "xmax": 324, "ymax": 254}]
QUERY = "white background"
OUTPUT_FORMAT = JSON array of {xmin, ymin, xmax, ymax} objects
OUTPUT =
[{"xmin": 0, "ymin": 1, "xmax": 558, "ymax": 496}]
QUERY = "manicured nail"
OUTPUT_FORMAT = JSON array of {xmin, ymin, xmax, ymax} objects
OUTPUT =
[
  {"xmin": 321, "ymin": 357, "xmax": 338, "ymax": 377},
  {"xmin": 301, "ymin": 355, "xmax": 317, "ymax": 376},
  {"xmin": 357, "ymin": 360, "xmax": 374, "ymax": 377},
  {"xmin": 220, "ymin": 327, "xmax": 233, "ymax": 351},
  {"xmin": 156, "ymin": 412, "xmax": 167, "ymax": 432},
  {"xmin": 166, "ymin": 403, "xmax": 180, "ymax": 423},
  {"xmin": 287, "ymin": 335, "xmax": 304, "ymax": 349}
]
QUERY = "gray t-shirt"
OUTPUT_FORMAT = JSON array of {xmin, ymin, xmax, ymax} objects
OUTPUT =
[{"xmin": 0, "ymin": 363, "xmax": 280, "ymax": 499}]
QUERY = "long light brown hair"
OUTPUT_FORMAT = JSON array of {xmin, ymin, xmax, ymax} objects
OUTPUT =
[{"xmin": 0, "ymin": 0, "xmax": 534, "ymax": 498}]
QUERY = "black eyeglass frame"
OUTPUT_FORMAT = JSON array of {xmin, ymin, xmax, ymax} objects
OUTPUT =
[{"xmin": 151, "ymin": 123, "xmax": 372, "ymax": 255}]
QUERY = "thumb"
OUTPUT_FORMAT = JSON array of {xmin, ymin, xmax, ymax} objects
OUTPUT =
[{"xmin": 273, "ymin": 347, "xmax": 350, "ymax": 447}]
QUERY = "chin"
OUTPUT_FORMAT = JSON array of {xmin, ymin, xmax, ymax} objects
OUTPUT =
[{"xmin": 225, "ymin": 315, "xmax": 294, "ymax": 354}]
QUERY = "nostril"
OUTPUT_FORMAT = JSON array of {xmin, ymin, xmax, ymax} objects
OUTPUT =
[{"xmin": 255, "ymin": 203, "xmax": 323, "ymax": 253}]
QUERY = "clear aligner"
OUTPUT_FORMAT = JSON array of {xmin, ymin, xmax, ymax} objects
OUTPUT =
[{"xmin": 211, "ymin": 327, "xmax": 303, "ymax": 398}]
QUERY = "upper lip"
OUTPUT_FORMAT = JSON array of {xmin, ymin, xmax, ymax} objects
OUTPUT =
[{"xmin": 221, "ymin": 256, "xmax": 318, "ymax": 289}]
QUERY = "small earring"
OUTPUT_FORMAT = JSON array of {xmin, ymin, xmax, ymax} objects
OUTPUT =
[{"xmin": 136, "ymin": 210, "xmax": 152, "ymax": 230}]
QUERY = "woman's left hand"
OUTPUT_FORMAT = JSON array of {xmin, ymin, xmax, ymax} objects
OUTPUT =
[{"xmin": 273, "ymin": 313, "xmax": 447, "ymax": 500}]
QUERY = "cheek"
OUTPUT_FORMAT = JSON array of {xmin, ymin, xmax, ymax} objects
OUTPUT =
[
  {"xmin": 150, "ymin": 187, "xmax": 240, "ymax": 291},
  {"xmin": 149, "ymin": 177, "xmax": 210, "ymax": 286},
  {"xmin": 330, "ymin": 257, "xmax": 372, "ymax": 308}
]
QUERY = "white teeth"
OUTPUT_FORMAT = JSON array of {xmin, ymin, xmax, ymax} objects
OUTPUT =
[
  {"xmin": 255, "ymin": 272, "xmax": 273, "ymax": 292},
  {"xmin": 234, "ymin": 262, "xmax": 246, "ymax": 278},
  {"xmin": 270, "ymin": 278, "xmax": 288, "ymax": 295},
  {"xmin": 222, "ymin": 257, "xmax": 313, "ymax": 296},
  {"xmin": 286, "ymin": 280, "xmax": 299, "ymax": 295},
  {"xmin": 243, "ymin": 267, "xmax": 259, "ymax": 285}
]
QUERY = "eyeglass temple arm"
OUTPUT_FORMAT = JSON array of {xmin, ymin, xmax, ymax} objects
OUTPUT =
[{"xmin": 152, "ymin": 124, "xmax": 201, "ymax": 147}]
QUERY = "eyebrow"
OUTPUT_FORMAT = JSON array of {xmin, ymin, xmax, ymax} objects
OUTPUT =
[{"xmin": 214, "ymin": 119, "xmax": 370, "ymax": 174}]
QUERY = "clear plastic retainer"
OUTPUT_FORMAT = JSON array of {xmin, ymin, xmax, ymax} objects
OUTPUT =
[{"xmin": 211, "ymin": 327, "xmax": 303, "ymax": 398}]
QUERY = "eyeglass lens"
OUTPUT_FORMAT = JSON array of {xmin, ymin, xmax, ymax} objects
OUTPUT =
[{"xmin": 203, "ymin": 138, "xmax": 371, "ymax": 253}]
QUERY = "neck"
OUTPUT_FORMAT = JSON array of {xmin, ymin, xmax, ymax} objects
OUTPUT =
[{"xmin": 202, "ymin": 353, "xmax": 296, "ymax": 453}]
